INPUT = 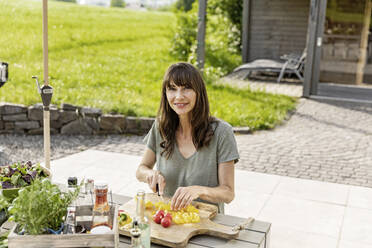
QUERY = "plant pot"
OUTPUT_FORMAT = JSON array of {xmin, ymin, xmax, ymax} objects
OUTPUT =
[{"xmin": 46, "ymin": 223, "xmax": 64, "ymax": 235}]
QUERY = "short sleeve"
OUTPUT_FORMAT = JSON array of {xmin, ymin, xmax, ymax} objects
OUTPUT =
[
  {"xmin": 143, "ymin": 122, "xmax": 157, "ymax": 153},
  {"xmin": 217, "ymin": 125, "xmax": 240, "ymax": 164}
]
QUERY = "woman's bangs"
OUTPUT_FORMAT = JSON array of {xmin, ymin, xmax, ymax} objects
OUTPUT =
[{"xmin": 166, "ymin": 68, "xmax": 193, "ymax": 88}]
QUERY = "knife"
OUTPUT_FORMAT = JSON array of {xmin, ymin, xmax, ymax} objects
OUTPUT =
[{"xmin": 156, "ymin": 183, "xmax": 164, "ymax": 202}]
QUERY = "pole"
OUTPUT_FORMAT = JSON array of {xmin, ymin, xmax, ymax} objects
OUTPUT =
[
  {"xmin": 196, "ymin": 0, "xmax": 207, "ymax": 71},
  {"xmin": 355, "ymin": 0, "xmax": 372, "ymax": 85},
  {"xmin": 42, "ymin": 0, "xmax": 51, "ymax": 169}
]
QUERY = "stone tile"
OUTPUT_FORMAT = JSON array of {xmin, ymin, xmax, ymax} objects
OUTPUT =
[
  {"xmin": 338, "ymin": 240, "xmax": 372, "ymax": 248},
  {"xmin": 258, "ymin": 195, "xmax": 344, "ymax": 237},
  {"xmin": 273, "ymin": 176, "xmax": 349, "ymax": 205},
  {"xmin": 270, "ymin": 225, "xmax": 337, "ymax": 248},
  {"xmin": 348, "ymin": 185, "xmax": 372, "ymax": 210},
  {"xmin": 235, "ymin": 170, "xmax": 281, "ymax": 194},
  {"xmin": 225, "ymin": 190, "xmax": 270, "ymax": 218},
  {"xmin": 341, "ymin": 207, "xmax": 372, "ymax": 245}
]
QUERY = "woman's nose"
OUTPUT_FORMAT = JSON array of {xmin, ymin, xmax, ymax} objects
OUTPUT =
[{"xmin": 175, "ymin": 89, "xmax": 183, "ymax": 98}]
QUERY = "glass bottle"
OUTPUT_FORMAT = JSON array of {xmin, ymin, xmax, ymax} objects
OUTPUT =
[
  {"xmin": 135, "ymin": 190, "xmax": 150, "ymax": 248},
  {"xmin": 130, "ymin": 220, "xmax": 144, "ymax": 248},
  {"xmin": 92, "ymin": 181, "xmax": 112, "ymax": 229}
]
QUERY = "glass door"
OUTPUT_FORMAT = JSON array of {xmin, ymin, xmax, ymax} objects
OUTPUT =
[{"xmin": 320, "ymin": 0, "xmax": 372, "ymax": 85}]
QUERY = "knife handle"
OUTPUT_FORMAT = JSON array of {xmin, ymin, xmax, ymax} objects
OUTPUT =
[{"xmin": 156, "ymin": 183, "xmax": 160, "ymax": 196}]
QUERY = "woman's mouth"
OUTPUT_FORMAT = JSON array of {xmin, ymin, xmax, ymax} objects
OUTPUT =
[{"xmin": 174, "ymin": 103, "xmax": 188, "ymax": 108}]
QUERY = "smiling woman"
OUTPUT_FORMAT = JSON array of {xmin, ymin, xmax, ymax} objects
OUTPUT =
[{"xmin": 136, "ymin": 62, "xmax": 239, "ymax": 213}]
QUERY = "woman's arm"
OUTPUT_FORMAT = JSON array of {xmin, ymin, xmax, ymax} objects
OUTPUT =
[
  {"xmin": 136, "ymin": 148, "xmax": 166, "ymax": 195},
  {"xmin": 171, "ymin": 160, "xmax": 235, "ymax": 210}
]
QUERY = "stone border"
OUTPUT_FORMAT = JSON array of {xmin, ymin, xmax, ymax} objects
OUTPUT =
[{"xmin": 0, "ymin": 102, "xmax": 250, "ymax": 135}]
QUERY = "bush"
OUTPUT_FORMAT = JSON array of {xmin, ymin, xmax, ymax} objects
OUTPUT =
[
  {"xmin": 175, "ymin": 0, "xmax": 195, "ymax": 12},
  {"xmin": 111, "ymin": 0, "xmax": 125, "ymax": 8},
  {"xmin": 170, "ymin": 1, "xmax": 242, "ymax": 79}
]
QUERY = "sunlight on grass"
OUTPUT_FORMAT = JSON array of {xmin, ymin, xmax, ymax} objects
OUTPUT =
[{"xmin": 0, "ymin": 0, "xmax": 297, "ymax": 129}]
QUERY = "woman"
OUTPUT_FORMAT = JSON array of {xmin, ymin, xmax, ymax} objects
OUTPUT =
[{"xmin": 136, "ymin": 62, "xmax": 239, "ymax": 213}]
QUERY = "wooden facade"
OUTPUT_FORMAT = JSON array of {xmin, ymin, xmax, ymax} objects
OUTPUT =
[{"xmin": 247, "ymin": 0, "xmax": 310, "ymax": 61}]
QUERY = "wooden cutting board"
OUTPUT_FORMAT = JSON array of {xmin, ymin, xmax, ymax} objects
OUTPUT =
[{"xmin": 118, "ymin": 193, "xmax": 239, "ymax": 247}]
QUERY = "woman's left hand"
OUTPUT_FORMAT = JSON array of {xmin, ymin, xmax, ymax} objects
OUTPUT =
[{"xmin": 171, "ymin": 186, "xmax": 200, "ymax": 211}]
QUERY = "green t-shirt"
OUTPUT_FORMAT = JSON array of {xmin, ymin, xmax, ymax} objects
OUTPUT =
[{"xmin": 143, "ymin": 119, "xmax": 239, "ymax": 213}]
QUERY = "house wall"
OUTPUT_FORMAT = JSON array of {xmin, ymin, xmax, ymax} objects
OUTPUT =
[{"xmin": 248, "ymin": 0, "xmax": 310, "ymax": 61}]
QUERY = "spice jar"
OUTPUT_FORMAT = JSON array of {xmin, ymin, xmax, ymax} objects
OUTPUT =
[{"xmin": 92, "ymin": 181, "xmax": 111, "ymax": 229}]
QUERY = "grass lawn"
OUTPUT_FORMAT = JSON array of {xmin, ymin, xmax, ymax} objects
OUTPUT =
[{"xmin": 0, "ymin": 0, "xmax": 297, "ymax": 130}]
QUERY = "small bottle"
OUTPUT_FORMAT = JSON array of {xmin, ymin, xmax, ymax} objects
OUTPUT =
[
  {"xmin": 67, "ymin": 176, "xmax": 80, "ymax": 206},
  {"xmin": 135, "ymin": 190, "xmax": 150, "ymax": 248},
  {"xmin": 64, "ymin": 206, "xmax": 76, "ymax": 234},
  {"xmin": 92, "ymin": 181, "xmax": 111, "ymax": 229},
  {"xmin": 130, "ymin": 221, "xmax": 144, "ymax": 248}
]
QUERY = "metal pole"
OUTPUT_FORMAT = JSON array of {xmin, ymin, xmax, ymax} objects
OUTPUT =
[
  {"xmin": 43, "ymin": 0, "xmax": 51, "ymax": 169},
  {"xmin": 196, "ymin": 0, "xmax": 207, "ymax": 71}
]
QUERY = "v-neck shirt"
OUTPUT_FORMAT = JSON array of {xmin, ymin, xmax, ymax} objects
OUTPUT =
[{"xmin": 143, "ymin": 119, "xmax": 239, "ymax": 213}]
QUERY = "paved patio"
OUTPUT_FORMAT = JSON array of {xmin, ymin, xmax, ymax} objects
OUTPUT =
[{"xmin": 49, "ymin": 149, "xmax": 372, "ymax": 248}]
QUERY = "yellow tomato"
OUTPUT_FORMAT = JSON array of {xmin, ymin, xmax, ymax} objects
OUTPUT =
[
  {"xmin": 145, "ymin": 201, "xmax": 154, "ymax": 210},
  {"xmin": 182, "ymin": 213, "xmax": 191, "ymax": 223}
]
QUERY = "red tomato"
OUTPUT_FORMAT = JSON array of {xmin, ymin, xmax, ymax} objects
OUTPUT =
[
  {"xmin": 156, "ymin": 210, "xmax": 165, "ymax": 219},
  {"xmin": 161, "ymin": 217, "xmax": 172, "ymax": 228},
  {"xmin": 164, "ymin": 213, "xmax": 172, "ymax": 221},
  {"xmin": 153, "ymin": 214, "xmax": 162, "ymax": 224}
]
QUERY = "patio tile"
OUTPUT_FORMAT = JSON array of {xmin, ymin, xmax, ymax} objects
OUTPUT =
[
  {"xmin": 338, "ymin": 240, "xmax": 372, "ymax": 248},
  {"xmin": 235, "ymin": 170, "xmax": 281, "ymax": 194},
  {"xmin": 348, "ymin": 185, "xmax": 372, "ymax": 210},
  {"xmin": 258, "ymin": 195, "xmax": 344, "ymax": 237},
  {"xmin": 270, "ymin": 225, "xmax": 337, "ymax": 248},
  {"xmin": 225, "ymin": 190, "xmax": 270, "ymax": 218},
  {"xmin": 341, "ymin": 207, "xmax": 372, "ymax": 245},
  {"xmin": 273, "ymin": 176, "xmax": 349, "ymax": 205}
]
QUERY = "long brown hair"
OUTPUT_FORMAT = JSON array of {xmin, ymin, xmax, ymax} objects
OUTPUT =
[{"xmin": 157, "ymin": 62, "xmax": 215, "ymax": 159}]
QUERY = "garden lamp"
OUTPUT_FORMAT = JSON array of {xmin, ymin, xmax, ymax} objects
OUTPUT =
[{"xmin": 32, "ymin": 0, "xmax": 52, "ymax": 169}]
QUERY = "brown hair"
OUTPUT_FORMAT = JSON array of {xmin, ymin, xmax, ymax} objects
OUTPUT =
[{"xmin": 157, "ymin": 62, "xmax": 216, "ymax": 159}]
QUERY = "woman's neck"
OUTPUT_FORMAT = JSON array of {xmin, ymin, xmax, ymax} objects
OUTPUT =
[{"xmin": 178, "ymin": 115, "xmax": 192, "ymax": 139}]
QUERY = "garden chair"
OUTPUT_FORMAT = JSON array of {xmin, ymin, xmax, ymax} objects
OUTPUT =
[
  {"xmin": 0, "ymin": 62, "xmax": 8, "ymax": 88},
  {"xmin": 233, "ymin": 51, "xmax": 306, "ymax": 83}
]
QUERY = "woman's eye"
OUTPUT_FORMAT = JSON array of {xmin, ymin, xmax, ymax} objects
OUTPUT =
[
  {"xmin": 184, "ymin": 86, "xmax": 192, "ymax": 89},
  {"xmin": 168, "ymin": 86, "xmax": 176, "ymax": 90}
]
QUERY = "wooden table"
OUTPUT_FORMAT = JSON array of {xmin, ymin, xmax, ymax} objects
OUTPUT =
[{"xmin": 1, "ymin": 192, "xmax": 271, "ymax": 248}]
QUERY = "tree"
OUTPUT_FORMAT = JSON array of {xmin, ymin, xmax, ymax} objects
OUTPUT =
[
  {"xmin": 175, "ymin": 0, "xmax": 195, "ymax": 12},
  {"xmin": 111, "ymin": 0, "xmax": 125, "ymax": 8}
]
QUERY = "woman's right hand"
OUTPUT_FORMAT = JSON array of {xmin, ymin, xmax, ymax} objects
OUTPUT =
[{"xmin": 146, "ymin": 170, "xmax": 166, "ymax": 196}]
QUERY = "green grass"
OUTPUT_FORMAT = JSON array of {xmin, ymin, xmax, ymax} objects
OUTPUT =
[{"xmin": 0, "ymin": 0, "xmax": 297, "ymax": 130}]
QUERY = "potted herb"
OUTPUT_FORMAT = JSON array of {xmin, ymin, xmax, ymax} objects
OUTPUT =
[
  {"xmin": 0, "ymin": 196, "xmax": 9, "ymax": 226},
  {"xmin": 8, "ymin": 178, "xmax": 79, "ymax": 235},
  {"xmin": 0, "ymin": 161, "xmax": 50, "ymax": 200}
]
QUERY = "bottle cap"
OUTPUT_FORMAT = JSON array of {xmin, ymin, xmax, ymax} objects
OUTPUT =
[{"xmin": 68, "ymin": 177, "xmax": 77, "ymax": 186}]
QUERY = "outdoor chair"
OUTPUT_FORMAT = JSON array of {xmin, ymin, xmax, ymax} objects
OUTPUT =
[
  {"xmin": 233, "ymin": 52, "xmax": 306, "ymax": 83},
  {"xmin": 0, "ymin": 62, "xmax": 8, "ymax": 88}
]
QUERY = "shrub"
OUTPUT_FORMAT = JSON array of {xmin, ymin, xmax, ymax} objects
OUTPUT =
[
  {"xmin": 111, "ymin": 0, "xmax": 125, "ymax": 8},
  {"xmin": 170, "ymin": 1, "xmax": 242, "ymax": 79}
]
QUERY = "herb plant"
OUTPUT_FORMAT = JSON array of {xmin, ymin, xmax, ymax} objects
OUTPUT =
[
  {"xmin": 0, "ymin": 161, "xmax": 48, "ymax": 189},
  {"xmin": 8, "ymin": 179, "xmax": 80, "ymax": 235}
]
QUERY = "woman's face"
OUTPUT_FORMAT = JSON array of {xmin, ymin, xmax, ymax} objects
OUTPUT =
[{"xmin": 166, "ymin": 82, "xmax": 196, "ymax": 118}]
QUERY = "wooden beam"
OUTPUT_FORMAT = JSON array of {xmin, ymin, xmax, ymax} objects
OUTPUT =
[
  {"xmin": 355, "ymin": 0, "xmax": 372, "ymax": 85},
  {"xmin": 196, "ymin": 0, "xmax": 207, "ymax": 71},
  {"xmin": 242, "ymin": 0, "xmax": 250, "ymax": 63}
]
